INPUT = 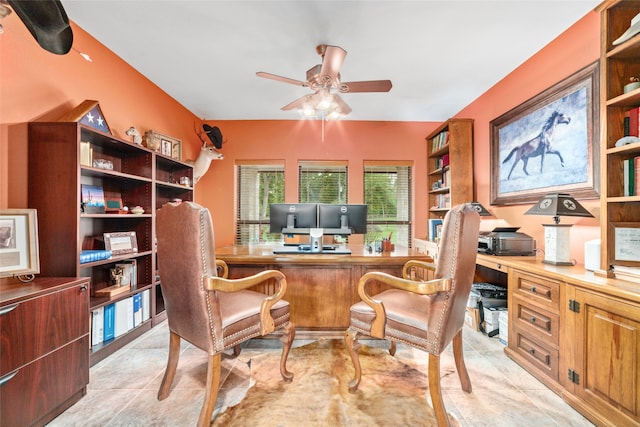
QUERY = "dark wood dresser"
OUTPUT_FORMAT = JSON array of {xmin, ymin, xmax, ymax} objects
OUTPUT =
[{"xmin": 0, "ymin": 277, "xmax": 90, "ymax": 426}]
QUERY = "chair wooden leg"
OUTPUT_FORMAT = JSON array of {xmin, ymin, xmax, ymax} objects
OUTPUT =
[
  {"xmin": 428, "ymin": 353, "xmax": 450, "ymax": 427},
  {"xmin": 158, "ymin": 331, "xmax": 181, "ymax": 401},
  {"xmin": 279, "ymin": 322, "xmax": 295, "ymax": 382},
  {"xmin": 345, "ymin": 328, "xmax": 362, "ymax": 392},
  {"xmin": 222, "ymin": 344, "xmax": 242, "ymax": 360},
  {"xmin": 452, "ymin": 329, "xmax": 472, "ymax": 393},
  {"xmin": 197, "ymin": 353, "xmax": 221, "ymax": 427},
  {"xmin": 389, "ymin": 340, "xmax": 397, "ymax": 356}
]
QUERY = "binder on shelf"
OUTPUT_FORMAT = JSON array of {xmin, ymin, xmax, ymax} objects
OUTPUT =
[
  {"xmin": 132, "ymin": 293, "xmax": 143, "ymax": 327},
  {"xmin": 91, "ymin": 307, "xmax": 104, "ymax": 347},
  {"xmin": 103, "ymin": 303, "xmax": 115, "ymax": 342},
  {"xmin": 141, "ymin": 289, "xmax": 151, "ymax": 322},
  {"xmin": 114, "ymin": 298, "xmax": 134, "ymax": 337}
]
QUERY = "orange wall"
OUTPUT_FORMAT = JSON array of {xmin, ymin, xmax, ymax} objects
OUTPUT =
[
  {"xmin": 2, "ymin": 9, "xmax": 602, "ymax": 264},
  {"xmin": 456, "ymin": 10, "xmax": 602, "ymax": 265},
  {"xmin": 1, "ymin": 14, "xmax": 202, "ymax": 208},
  {"xmin": 196, "ymin": 120, "xmax": 435, "ymax": 245}
]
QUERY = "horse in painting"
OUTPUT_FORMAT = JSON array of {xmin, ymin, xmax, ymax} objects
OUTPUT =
[{"xmin": 502, "ymin": 111, "xmax": 571, "ymax": 180}]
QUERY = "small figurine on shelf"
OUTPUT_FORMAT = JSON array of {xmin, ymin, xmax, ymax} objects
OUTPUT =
[
  {"xmin": 125, "ymin": 126, "xmax": 142, "ymax": 145},
  {"xmin": 110, "ymin": 265, "xmax": 124, "ymax": 286}
]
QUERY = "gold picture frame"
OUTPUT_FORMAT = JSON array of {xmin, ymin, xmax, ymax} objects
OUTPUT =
[
  {"xmin": 104, "ymin": 231, "xmax": 138, "ymax": 256},
  {"xmin": 0, "ymin": 209, "xmax": 40, "ymax": 280},
  {"xmin": 144, "ymin": 130, "xmax": 181, "ymax": 161}
]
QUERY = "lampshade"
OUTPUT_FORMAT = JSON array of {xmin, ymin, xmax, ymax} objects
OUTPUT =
[
  {"xmin": 524, "ymin": 193, "xmax": 593, "ymax": 265},
  {"xmin": 468, "ymin": 201, "xmax": 492, "ymax": 217},
  {"xmin": 524, "ymin": 193, "xmax": 593, "ymax": 224}
]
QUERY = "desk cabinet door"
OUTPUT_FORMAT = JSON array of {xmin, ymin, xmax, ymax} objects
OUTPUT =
[{"xmin": 572, "ymin": 289, "xmax": 640, "ymax": 427}]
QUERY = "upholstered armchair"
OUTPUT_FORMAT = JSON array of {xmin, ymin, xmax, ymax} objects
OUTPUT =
[
  {"xmin": 345, "ymin": 203, "xmax": 480, "ymax": 427},
  {"xmin": 155, "ymin": 202, "xmax": 295, "ymax": 427}
]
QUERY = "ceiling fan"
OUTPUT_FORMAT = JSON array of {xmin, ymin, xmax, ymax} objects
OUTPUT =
[{"xmin": 256, "ymin": 44, "xmax": 392, "ymax": 118}]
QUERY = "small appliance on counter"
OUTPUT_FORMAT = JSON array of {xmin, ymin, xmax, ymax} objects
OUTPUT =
[{"xmin": 478, "ymin": 227, "xmax": 536, "ymax": 256}]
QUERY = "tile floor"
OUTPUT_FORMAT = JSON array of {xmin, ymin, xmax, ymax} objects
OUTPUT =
[{"xmin": 48, "ymin": 322, "xmax": 595, "ymax": 426}]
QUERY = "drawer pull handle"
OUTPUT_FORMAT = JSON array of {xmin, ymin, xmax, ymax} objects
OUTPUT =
[
  {"xmin": 529, "ymin": 316, "xmax": 536, "ymax": 323},
  {"xmin": 530, "ymin": 286, "xmax": 537, "ymax": 293},
  {"xmin": 529, "ymin": 348, "xmax": 535, "ymax": 355},
  {"xmin": 0, "ymin": 370, "xmax": 18, "ymax": 386},
  {"xmin": 80, "ymin": 285, "xmax": 87, "ymax": 292},
  {"xmin": 0, "ymin": 303, "xmax": 19, "ymax": 316}
]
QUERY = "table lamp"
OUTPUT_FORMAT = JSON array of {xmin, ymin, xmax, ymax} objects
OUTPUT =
[{"xmin": 524, "ymin": 193, "xmax": 594, "ymax": 265}]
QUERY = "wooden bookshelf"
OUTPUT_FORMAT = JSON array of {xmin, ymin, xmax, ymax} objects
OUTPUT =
[
  {"xmin": 426, "ymin": 118, "xmax": 474, "ymax": 239},
  {"xmin": 28, "ymin": 122, "xmax": 193, "ymax": 365},
  {"xmin": 597, "ymin": 0, "xmax": 640, "ymax": 277}
]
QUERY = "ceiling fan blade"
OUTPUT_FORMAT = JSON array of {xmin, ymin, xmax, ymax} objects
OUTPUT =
[
  {"xmin": 256, "ymin": 71, "xmax": 308, "ymax": 87},
  {"xmin": 332, "ymin": 94, "xmax": 352, "ymax": 115},
  {"xmin": 339, "ymin": 80, "xmax": 393, "ymax": 93},
  {"xmin": 319, "ymin": 45, "xmax": 346, "ymax": 87},
  {"xmin": 280, "ymin": 94, "xmax": 313, "ymax": 111}
]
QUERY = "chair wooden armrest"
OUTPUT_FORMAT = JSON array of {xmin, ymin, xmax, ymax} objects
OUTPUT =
[
  {"xmin": 215, "ymin": 259, "xmax": 229, "ymax": 278},
  {"xmin": 358, "ymin": 271, "xmax": 452, "ymax": 338},
  {"xmin": 402, "ymin": 259, "xmax": 436, "ymax": 280},
  {"xmin": 205, "ymin": 270, "xmax": 288, "ymax": 335}
]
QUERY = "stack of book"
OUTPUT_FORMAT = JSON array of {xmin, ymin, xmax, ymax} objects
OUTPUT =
[{"xmin": 431, "ymin": 131, "xmax": 449, "ymax": 152}]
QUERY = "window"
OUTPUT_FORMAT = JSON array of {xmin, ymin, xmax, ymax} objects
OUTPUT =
[
  {"xmin": 298, "ymin": 161, "xmax": 348, "ymax": 204},
  {"xmin": 364, "ymin": 162, "xmax": 412, "ymax": 248},
  {"xmin": 235, "ymin": 163, "xmax": 284, "ymax": 244}
]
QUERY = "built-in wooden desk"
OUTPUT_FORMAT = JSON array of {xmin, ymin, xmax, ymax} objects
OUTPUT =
[
  {"xmin": 475, "ymin": 253, "xmax": 640, "ymax": 427},
  {"xmin": 215, "ymin": 244, "xmax": 433, "ymax": 336}
]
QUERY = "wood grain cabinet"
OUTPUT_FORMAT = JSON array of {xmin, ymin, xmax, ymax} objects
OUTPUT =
[
  {"xmin": 507, "ymin": 270, "xmax": 561, "ymax": 387},
  {"xmin": 477, "ymin": 254, "xmax": 640, "ymax": 426},
  {"xmin": 563, "ymin": 286, "xmax": 640, "ymax": 427},
  {"xmin": 0, "ymin": 277, "xmax": 90, "ymax": 427}
]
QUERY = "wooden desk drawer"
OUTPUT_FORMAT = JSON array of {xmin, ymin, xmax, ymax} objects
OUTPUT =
[
  {"xmin": 0, "ymin": 282, "xmax": 89, "ymax": 375},
  {"xmin": 514, "ymin": 331, "xmax": 559, "ymax": 381},
  {"xmin": 0, "ymin": 336, "xmax": 89, "ymax": 427},
  {"xmin": 511, "ymin": 269, "xmax": 560, "ymax": 310},
  {"xmin": 512, "ymin": 295, "xmax": 559, "ymax": 346}
]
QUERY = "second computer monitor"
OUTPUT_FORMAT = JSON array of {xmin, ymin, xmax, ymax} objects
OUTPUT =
[{"xmin": 318, "ymin": 204, "xmax": 368, "ymax": 235}]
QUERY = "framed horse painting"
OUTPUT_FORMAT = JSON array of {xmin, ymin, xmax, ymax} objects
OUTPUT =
[{"xmin": 490, "ymin": 62, "xmax": 600, "ymax": 206}]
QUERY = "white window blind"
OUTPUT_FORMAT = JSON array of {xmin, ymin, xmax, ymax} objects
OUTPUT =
[
  {"xmin": 236, "ymin": 163, "xmax": 285, "ymax": 244},
  {"xmin": 298, "ymin": 161, "xmax": 348, "ymax": 204},
  {"xmin": 364, "ymin": 162, "xmax": 412, "ymax": 248}
]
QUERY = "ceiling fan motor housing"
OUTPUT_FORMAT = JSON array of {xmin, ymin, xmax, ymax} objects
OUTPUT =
[{"xmin": 306, "ymin": 64, "xmax": 337, "ymax": 89}]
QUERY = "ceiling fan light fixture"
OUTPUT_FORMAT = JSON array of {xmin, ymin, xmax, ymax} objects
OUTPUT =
[{"xmin": 257, "ymin": 44, "xmax": 391, "ymax": 120}]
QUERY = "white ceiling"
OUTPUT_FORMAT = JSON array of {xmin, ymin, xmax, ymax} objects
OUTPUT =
[{"xmin": 62, "ymin": 0, "xmax": 600, "ymax": 122}]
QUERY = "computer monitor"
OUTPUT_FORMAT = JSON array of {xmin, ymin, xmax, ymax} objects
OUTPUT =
[
  {"xmin": 269, "ymin": 203, "xmax": 318, "ymax": 234},
  {"xmin": 318, "ymin": 204, "xmax": 368, "ymax": 235}
]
